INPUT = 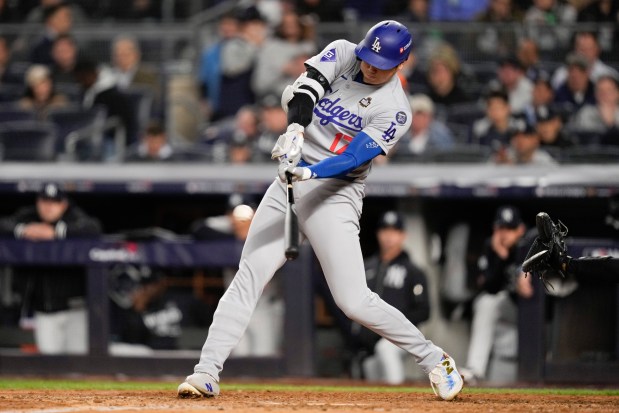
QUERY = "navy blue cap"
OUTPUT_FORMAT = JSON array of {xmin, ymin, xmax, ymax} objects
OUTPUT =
[
  {"xmin": 508, "ymin": 116, "xmax": 536, "ymax": 136},
  {"xmin": 377, "ymin": 211, "xmax": 405, "ymax": 231},
  {"xmin": 38, "ymin": 182, "xmax": 67, "ymax": 201},
  {"xmin": 534, "ymin": 105, "xmax": 559, "ymax": 122},
  {"xmin": 494, "ymin": 206, "xmax": 523, "ymax": 229}
]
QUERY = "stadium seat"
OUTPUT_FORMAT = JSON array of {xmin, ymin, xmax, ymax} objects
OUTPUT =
[
  {"xmin": 560, "ymin": 146, "xmax": 619, "ymax": 164},
  {"xmin": 55, "ymin": 82, "xmax": 83, "ymax": 101},
  {"xmin": 446, "ymin": 102, "xmax": 486, "ymax": 126},
  {"xmin": 0, "ymin": 83, "xmax": 25, "ymax": 103},
  {"xmin": 47, "ymin": 104, "xmax": 107, "ymax": 160},
  {"xmin": 0, "ymin": 120, "xmax": 57, "ymax": 161},
  {"xmin": 470, "ymin": 62, "xmax": 499, "ymax": 84},
  {"xmin": 446, "ymin": 121, "xmax": 472, "ymax": 144},
  {"xmin": 426, "ymin": 145, "xmax": 492, "ymax": 163},
  {"xmin": 0, "ymin": 103, "xmax": 36, "ymax": 122},
  {"xmin": 571, "ymin": 131, "xmax": 604, "ymax": 146}
]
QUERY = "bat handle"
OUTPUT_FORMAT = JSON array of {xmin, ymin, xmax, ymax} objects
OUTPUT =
[
  {"xmin": 284, "ymin": 172, "xmax": 299, "ymax": 260},
  {"xmin": 286, "ymin": 171, "xmax": 293, "ymax": 183},
  {"xmin": 286, "ymin": 172, "xmax": 294, "ymax": 199}
]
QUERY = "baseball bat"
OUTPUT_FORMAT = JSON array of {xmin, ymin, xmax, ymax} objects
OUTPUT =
[{"xmin": 284, "ymin": 172, "xmax": 299, "ymax": 260}]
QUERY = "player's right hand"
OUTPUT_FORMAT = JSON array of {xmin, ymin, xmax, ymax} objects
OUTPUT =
[
  {"xmin": 278, "ymin": 159, "xmax": 294, "ymax": 182},
  {"xmin": 271, "ymin": 123, "xmax": 304, "ymax": 165},
  {"xmin": 278, "ymin": 163, "xmax": 313, "ymax": 182}
]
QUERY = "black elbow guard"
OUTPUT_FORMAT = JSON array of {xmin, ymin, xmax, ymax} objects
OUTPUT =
[{"xmin": 287, "ymin": 93, "xmax": 314, "ymax": 127}]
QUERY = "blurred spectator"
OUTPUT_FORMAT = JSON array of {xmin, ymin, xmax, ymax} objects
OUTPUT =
[
  {"xmin": 426, "ymin": 43, "xmax": 472, "ymax": 107},
  {"xmin": 30, "ymin": 2, "xmax": 74, "ymax": 65},
  {"xmin": 124, "ymin": 120, "xmax": 178, "ymax": 162},
  {"xmin": 401, "ymin": 52, "xmax": 427, "ymax": 95},
  {"xmin": 109, "ymin": 35, "xmax": 161, "ymax": 110},
  {"xmin": 197, "ymin": 12, "xmax": 241, "ymax": 121},
  {"xmin": 74, "ymin": 58, "xmax": 138, "ymax": 148},
  {"xmin": 343, "ymin": 0, "xmax": 385, "ymax": 20},
  {"xmin": 254, "ymin": 0, "xmax": 283, "ymax": 27},
  {"xmin": 294, "ymin": 0, "xmax": 345, "ymax": 22},
  {"xmin": 395, "ymin": 0, "xmax": 430, "ymax": 22},
  {"xmin": 523, "ymin": 0, "xmax": 576, "ymax": 51},
  {"xmin": 205, "ymin": 105, "xmax": 262, "ymax": 163},
  {"xmin": 191, "ymin": 200, "xmax": 284, "ymax": 357},
  {"xmin": 516, "ymin": 38, "xmax": 543, "ymax": 82},
  {"xmin": 216, "ymin": 6, "xmax": 268, "ymax": 121},
  {"xmin": 252, "ymin": 10, "xmax": 316, "ymax": 100},
  {"xmin": 569, "ymin": 75, "xmax": 619, "ymax": 145},
  {"xmin": 351, "ymin": 211, "xmax": 430, "ymax": 384},
  {"xmin": 461, "ymin": 205, "xmax": 532, "ymax": 384},
  {"xmin": 474, "ymin": 0, "xmax": 523, "ymax": 56},
  {"xmin": 578, "ymin": 0, "xmax": 618, "ymax": 22},
  {"xmin": 522, "ymin": 72, "xmax": 555, "ymax": 125},
  {"xmin": 254, "ymin": 94, "xmax": 288, "ymax": 161},
  {"xmin": 25, "ymin": 0, "xmax": 88, "ymax": 24},
  {"xmin": 50, "ymin": 33, "xmax": 79, "ymax": 84},
  {"xmin": 472, "ymin": 88, "xmax": 514, "ymax": 148},
  {"xmin": 0, "ymin": 182, "xmax": 102, "ymax": 355},
  {"xmin": 553, "ymin": 52, "xmax": 596, "ymax": 113},
  {"xmin": 0, "ymin": 0, "xmax": 20, "ymax": 22},
  {"xmin": 110, "ymin": 35, "xmax": 159, "ymax": 91},
  {"xmin": 476, "ymin": 0, "xmax": 522, "ymax": 21},
  {"xmin": 18, "ymin": 64, "xmax": 69, "ymax": 120},
  {"xmin": 430, "ymin": 0, "xmax": 489, "ymax": 21},
  {"xmin": 577, "ymin": 1, "xmax": 619, "ymax": 54},
  {"xmin": 493, "ymin": 117, "xmax": 558, "ymax": 165},
  {"xmin": 389, "ymin": 94, "xmax": 455, "ymax": 161},
  {"xmin": 551, "ymin": 31, "xmax": 619, "ymax": 90},
  {"xmin": 0, "ymin": 35, "xmax": 22, "ymax": 84},
  {"xmin": 493, "ymin": 55, "xmax": 533, "ymax": 113},
  {"xmin": 533, "ymin": 105, "xmax": 574, "ymax": 149},
  {"xmin": 108, "ymin": 0, "xmax": 161, "ymax": 21},
  {"xmin": 228, "ymin": 134, "xmax": 254, "ymax": 164}
]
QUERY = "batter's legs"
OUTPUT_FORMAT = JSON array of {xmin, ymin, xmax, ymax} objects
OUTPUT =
[
  {"xmin": 193, "ymin": 181, "xmax": 288, "ymax": 380},
  {"xmin": 300, "ymin": 191, "xmax": 444, "ymax": 374}
]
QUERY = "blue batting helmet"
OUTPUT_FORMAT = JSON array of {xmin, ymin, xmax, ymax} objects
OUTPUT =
[{"xmin": 355, "ymin": 20, "xmax": 412, "ymax": 70}]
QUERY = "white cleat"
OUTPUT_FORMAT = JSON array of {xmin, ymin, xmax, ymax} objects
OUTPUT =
[
  {"xmin": 177, "ymin": 372, "xmax": 220, "ymax": 398},
  {"xmin": 429, "ymin": 353, "xmax": 464, "ymax": 401}
]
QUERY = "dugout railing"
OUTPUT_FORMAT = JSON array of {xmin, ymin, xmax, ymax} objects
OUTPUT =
[{"xmin": 0, "ymin": 238, "xmax": 315, "ymax": 378}]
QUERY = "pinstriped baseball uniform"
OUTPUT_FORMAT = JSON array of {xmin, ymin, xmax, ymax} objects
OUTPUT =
[{"xmin": 194, "ymin": 39, "xmax": 445, "ymax": 379}]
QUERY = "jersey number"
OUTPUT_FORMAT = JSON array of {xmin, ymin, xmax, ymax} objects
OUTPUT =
[{"xmin": 329, "ymin": 133, "xmax": 353, "ymax": 154}]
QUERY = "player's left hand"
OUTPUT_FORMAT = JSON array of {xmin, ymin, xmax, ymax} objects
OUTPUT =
[
  {"xmin": 278, "ymin": 164, "xmax": 313, "ymax": 182},
  {"xmin": 271, "ymin": 123, "xmax": 304, "ymax": 165}
]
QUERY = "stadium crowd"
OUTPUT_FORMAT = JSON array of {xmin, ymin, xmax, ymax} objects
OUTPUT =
[{"xmin": 0, "ymin": 0, "xmax": 617, "ymax": 163}]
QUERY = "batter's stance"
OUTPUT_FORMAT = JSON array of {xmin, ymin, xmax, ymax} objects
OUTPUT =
[{"xmin": 178, "ymin": 20, "xmax": 463, "ymax": 401}]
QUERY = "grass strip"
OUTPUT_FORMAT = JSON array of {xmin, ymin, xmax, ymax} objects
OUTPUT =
[{"xmin": 0, "ymin": 379, "xmax": 618, "ymax": 397}]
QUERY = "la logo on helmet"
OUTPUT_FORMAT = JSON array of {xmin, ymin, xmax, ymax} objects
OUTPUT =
[{"xmin": 371, "ymin": 37, "xmax": 381, "ymax": 53}]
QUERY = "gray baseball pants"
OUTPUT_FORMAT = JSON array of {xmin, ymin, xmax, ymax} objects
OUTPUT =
[{"xmin": 194, "ymin": 178, "xmax": 444, "ymax": 379}]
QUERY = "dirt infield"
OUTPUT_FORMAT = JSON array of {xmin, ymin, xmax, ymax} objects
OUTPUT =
[{"xmin": 2, "ymin": 383, "xmax": 619, "ymax": 413}]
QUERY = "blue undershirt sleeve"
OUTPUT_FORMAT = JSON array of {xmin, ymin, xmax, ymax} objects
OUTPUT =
[{"xmin": 307, "ymin": 132, "xmax": 383, "ymax": 178}]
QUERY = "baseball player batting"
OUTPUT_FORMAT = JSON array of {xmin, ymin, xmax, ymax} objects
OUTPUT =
[{"xmin": 178, "ymin": 20, "xmax": 463, "ymax": 401}]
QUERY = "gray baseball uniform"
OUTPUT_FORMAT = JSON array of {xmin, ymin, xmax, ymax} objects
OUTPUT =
[{"xmin": 194, "ymin": 40, "xmax": 445, "ymax": 379}]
